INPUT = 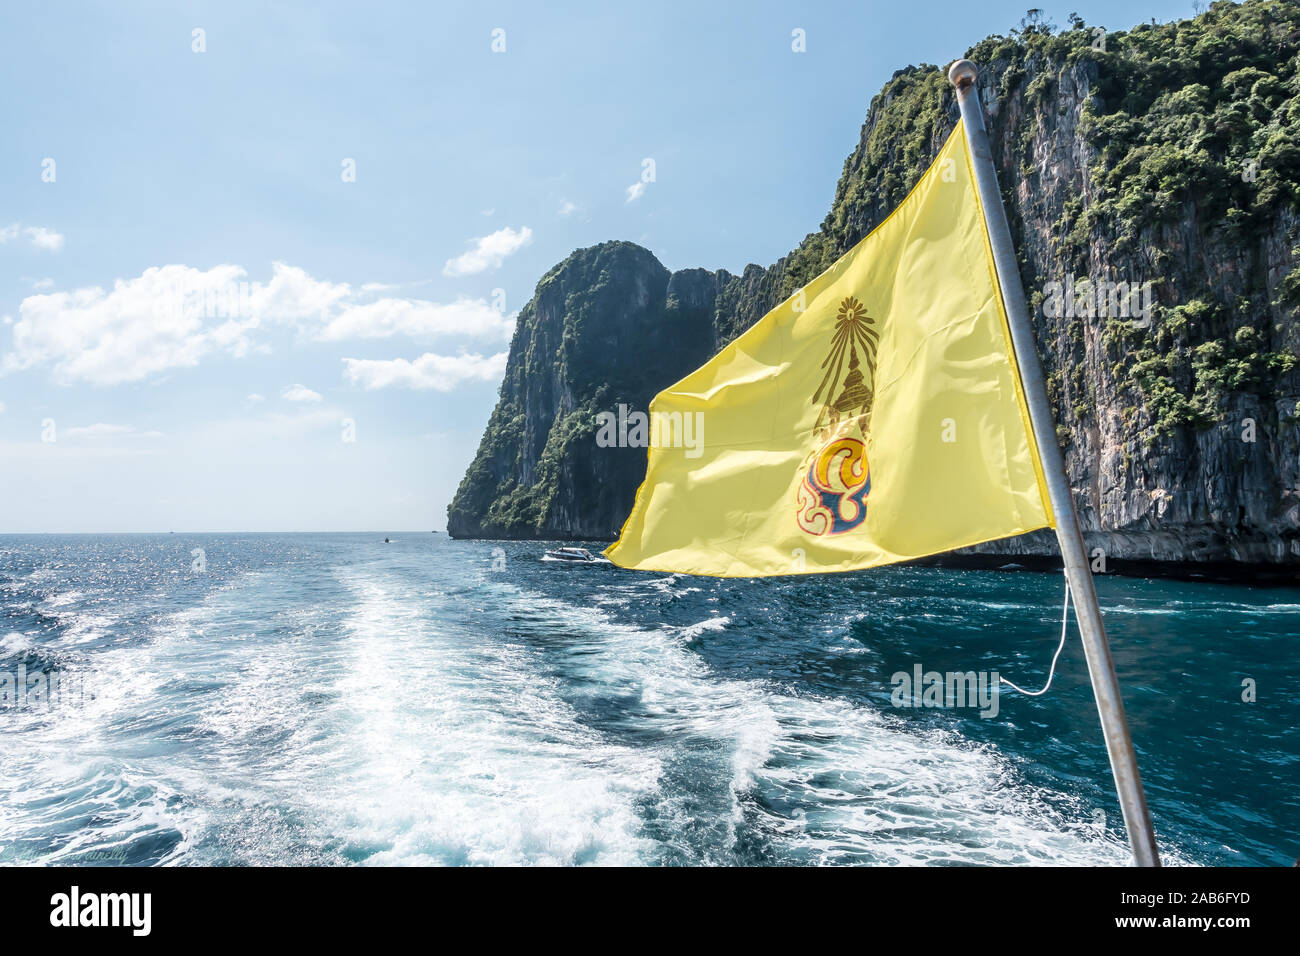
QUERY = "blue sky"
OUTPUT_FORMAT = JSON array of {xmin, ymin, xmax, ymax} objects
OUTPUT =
[{"xmin": 1, "ymin": 0, "xmax": 1197, "ymax": 532}]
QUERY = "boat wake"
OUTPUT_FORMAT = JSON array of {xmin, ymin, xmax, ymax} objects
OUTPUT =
[{"xmin": 0, "ymin": 548, "xmax": 1199, "ymax": 867}]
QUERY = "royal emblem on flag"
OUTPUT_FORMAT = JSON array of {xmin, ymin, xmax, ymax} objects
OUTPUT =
[
  {"xmin": 795, "ymin": 434, "xmax": 870, "ymax": 535},
  {"xmin": 812, "ymin": 295, "xmax": 878, "ymax": 432},
  {"xmin": 795, "ymin": 295, "xmax": 879, "ymax": 535}
]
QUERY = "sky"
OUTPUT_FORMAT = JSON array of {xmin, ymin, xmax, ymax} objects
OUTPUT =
[{"xmin": 0, "ymin": 0, "xmax": 1200, "ymax": 532}]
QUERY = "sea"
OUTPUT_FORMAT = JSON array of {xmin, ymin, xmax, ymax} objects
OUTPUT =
[{"xmin": 0, "ymin": 533, "xmax": 1294, "ymax": 866}]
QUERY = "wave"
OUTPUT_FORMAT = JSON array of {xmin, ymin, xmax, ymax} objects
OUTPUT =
[
  {"xmin": 287, "ymin": 571, "xmax": 659, "ymax": 866},
  {"xmin": 678, "ymin": 616, "xmax": 731, "ymax": 640},
  {"xmin": 493, "ymin": 586, "xmax": 1178, "ymax": 866},
  {"xmin": 0, "ymin": 550, "xmax": 1203, "ymax": 867},
  {"xmin": 0, "ymin": 569, "xmax": 280, "ymax": 866},
  {"xmin": 0, "ymin": 632, "xmax": 33, "ymax": 655}
]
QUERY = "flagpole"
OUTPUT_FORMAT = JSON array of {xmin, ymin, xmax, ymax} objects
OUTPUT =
[{"xmin": 948, "ymin": 59, "xmax": 1160, "ymax": 867}]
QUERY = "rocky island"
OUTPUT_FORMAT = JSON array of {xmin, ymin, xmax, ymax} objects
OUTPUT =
[{"xmin": 450, "ymin": 1, "xmax": 1300, "ymax": 575}]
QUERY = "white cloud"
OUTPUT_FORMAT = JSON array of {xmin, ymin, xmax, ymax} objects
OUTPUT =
[
  {"xmin": 245, "ymin": 393, "xmax": 265, "ymax": 404},
  {"xmin": 319, "ymin": 297, "xmax": 513, "ymax": 342},
  {"xmin": 29, "ymin": 278, "xmax": 55, "ymax": 291},
  {"xmin": 342, "ymin": 352, "xmax": 507, "ymax": 391},
  {"xmin": 251, "ymin": 261, "xmax": 351, "ymax": 323},
  {"xmin": 558, "ymin": 200, "xmax": 578, "ymax": 217},
  {"xmin": 3, "ymin": 264, "xmax": 259, "ymax": 385},
  {"xmin": 0, "ymin": 401, "xmax": 6, "ymax": 414},
  {"xmin": 0, "ymin": 223, "xmax": 65, "ymax": 251},
  {"xmin": 3, "ymin": 261, "xmax": 511, "ymax": 387},
  {"xmin": 25, "ymin": 227, "xmax": 64, "ymax": 252},
  {"xmin": 281, "ymin": 383, "xmax": 322, "ymax": 403},
  {"xmin": 358, "ymin": 279, "xmax": 431, "ymax": 294},
  {"xmin": 442, "ymin": 226, "xmax": 532, "ymax": 277},
  {"xmin": 626, "ymin": 181, "xmax": 648, "ymax": 203}
]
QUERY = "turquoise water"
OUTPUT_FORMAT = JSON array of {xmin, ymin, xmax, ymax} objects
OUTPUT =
[{"xmin": 0, "ymin": 533, "xmax": 1294, "ymax": 866}]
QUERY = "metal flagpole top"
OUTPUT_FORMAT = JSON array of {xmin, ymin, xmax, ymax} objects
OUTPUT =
[
  {"xmin": 947, "ymin": 59, "xmax": 978, "ymax": 89},
  {"xmin": 946, "ymin": 59, "xmax": 1162, "ymax": 867}
]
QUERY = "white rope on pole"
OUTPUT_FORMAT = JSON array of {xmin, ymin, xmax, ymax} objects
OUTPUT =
[{"xmin": 1001, "ymin": 574, "xmax": 1071, "ymax": 697}]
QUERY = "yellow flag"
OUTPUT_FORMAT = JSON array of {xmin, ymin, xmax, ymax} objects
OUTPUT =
[{"xmin": 605, "ymin": 121, "xmax": 1053, "ymax": 577}]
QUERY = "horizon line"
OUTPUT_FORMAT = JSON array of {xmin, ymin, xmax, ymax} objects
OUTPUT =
[{"xmin": 0, "ymin": 529, "xmax": 451, "ymax": 536}]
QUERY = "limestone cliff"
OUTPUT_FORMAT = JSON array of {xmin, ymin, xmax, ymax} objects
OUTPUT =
[
  {"xmin": 447, "ymin": 242, "xmax": 726, "ymax": 538},
  {"xmin": 450, "ymin": 0, "xmax": 1300, "ymax": 568}
]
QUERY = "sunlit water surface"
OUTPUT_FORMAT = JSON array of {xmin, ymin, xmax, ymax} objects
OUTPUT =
[{"xmin": 1, "ymin": 534, "xmax": 1294, "ymax": 866}]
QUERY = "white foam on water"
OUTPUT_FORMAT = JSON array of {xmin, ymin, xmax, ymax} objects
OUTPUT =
[
  {"xmin": 0, "ymin": 565, "xmax": 664, "ymax": 867},
  {"xmin": 678, "ymin": 615, "xmax": 731, "ymax": 640},
  {"xmin": 288, "ymin": 570, "xmax": 661, "ymax": 866},
  {"xmin": 32, "ymin": 588, "xmax": 120, "ymax": 646},
  {"xmin": 0, "ymin": 569, "xmax": 335, "ymax": 865},
  {"xmin": 0, "ymin": 621, "xmax": 207, "ymax": 864},
  {"xmin": 43, "ymin": 589, "xmax": 86, "ymax": 608},
  {"xmin": 502, "ymin": 589, "xmax": 1193, "ymax": 866},
  {"xmin": 0, "ymin": 556, "xmax": 1202, "ymax": 867},
  {"xmin": 1103, "ymin": 605, "xmax": 1183, "ymax": 615},
  {"xmin": 619, "ymin": 573, "xmax": 702, "ymax": 601},
  {"xmin": 0, "ymin": 632, "xmax": 32, "ymax": 654}
]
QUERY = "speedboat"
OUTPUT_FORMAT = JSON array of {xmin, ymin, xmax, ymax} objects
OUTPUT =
[{"xmin": 542, "ymin": 547, "xmax": 601, "ymax": 563}]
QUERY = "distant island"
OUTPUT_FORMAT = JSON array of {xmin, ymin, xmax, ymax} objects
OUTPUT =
[{"xmin": 449, "ymin": 1, "xmax": 1300, "ymax": 573}]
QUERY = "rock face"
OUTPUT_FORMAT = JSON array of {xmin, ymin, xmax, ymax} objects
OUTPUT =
[
  {"xmin": 451, "ymin": 1, "xmax": 1300, "ymax": 567},
  {"xmin": 447, "ymin": 242, "xmax": 727, "ymax": 538}
]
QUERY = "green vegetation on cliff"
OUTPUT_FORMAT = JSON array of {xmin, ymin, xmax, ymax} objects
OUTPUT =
[
  {"xmin": 1064, "ymin": 1, "xmax": 1300, "ymax": 435},
  {"xmin": 451, "ymin": 1, "xmax": 1300, "ymax": 560},
  {"xmin": 807, "ymin": 0, "xmax": 1300, "ymax": 440},
  {"xmin": 447, "ymin": 242, "xmax": 723, "ymax": 538}
]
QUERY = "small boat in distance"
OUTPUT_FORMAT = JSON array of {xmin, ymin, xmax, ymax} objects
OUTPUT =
[{"xmin": 542, "ymin": 546, "xmax": 604, "ymax": 563}]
